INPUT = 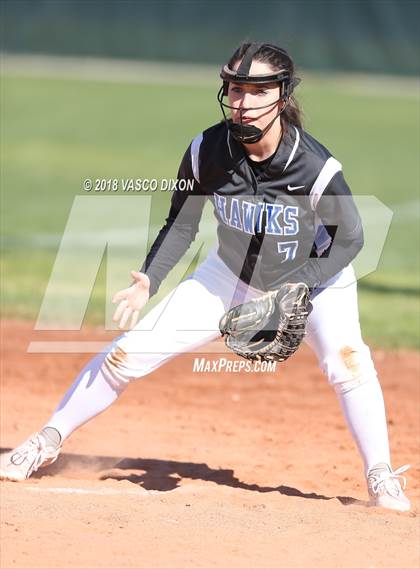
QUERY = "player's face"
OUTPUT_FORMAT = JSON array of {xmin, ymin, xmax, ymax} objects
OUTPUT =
[{"xmin": 228, "ymin": 60, "xmax": 283, "ymax": 130}]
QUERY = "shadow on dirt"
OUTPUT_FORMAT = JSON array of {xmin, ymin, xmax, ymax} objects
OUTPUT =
[{"xmin": 0, "ymin": 448, "xmax": 366, "ymax": 506}]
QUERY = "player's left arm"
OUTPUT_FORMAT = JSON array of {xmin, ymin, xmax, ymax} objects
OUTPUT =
[
  {"xmin": 279, "ymin": 169, "xmax": 363, "ymax": 290},
  {"xmin": 310, "ymin": 170, "xmax": 364, "ymax": 283}
]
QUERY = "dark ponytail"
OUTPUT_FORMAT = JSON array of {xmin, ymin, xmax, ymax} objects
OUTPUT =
[{"xmin": 228, "ymin": 42, "xmax": 303, "ymax": 130}]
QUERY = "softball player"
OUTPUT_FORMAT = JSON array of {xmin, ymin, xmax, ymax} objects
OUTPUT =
[{"xmin": 0, "ymin": 43, "xmax": 410, "ymax": 512}]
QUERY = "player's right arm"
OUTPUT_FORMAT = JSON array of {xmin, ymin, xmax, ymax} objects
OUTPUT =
[{"xmin": 112, "ymin": 141, "xmax": 205, "ymax": 329}]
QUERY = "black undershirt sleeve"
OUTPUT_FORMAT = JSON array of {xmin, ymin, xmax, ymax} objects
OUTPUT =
[
  {"xmin": 139, "ymin": 145, "xmax": 206, "ymax": 297},
  {"xmin": 286, "ymin": 170, "xmax": 364, "ymax": 289}
]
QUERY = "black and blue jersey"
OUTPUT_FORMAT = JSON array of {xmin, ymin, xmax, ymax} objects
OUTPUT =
[{"xmin": 141, "ymin": 121, "xmax": 363, "ymax": 296}]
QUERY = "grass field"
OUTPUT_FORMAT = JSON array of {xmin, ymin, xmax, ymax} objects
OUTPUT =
[{"xmin": 1, "ymin": 58, "xmax": 419, "ymax": 348}]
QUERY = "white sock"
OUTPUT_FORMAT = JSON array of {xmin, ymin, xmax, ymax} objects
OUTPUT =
[
  {"xmin": 40, "ymin": 426, "xmax": 62, "ymax": 450},
  {"xmin": 44, "ymin": 351, "xmax": 126, "ymax": 441},
  {"xmin": 336, "ymin": 377, "xmax": 391, "ymax": 475}
]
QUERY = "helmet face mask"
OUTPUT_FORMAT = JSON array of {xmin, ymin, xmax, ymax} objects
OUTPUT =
[
  {"xmin": 217, "ymin": 43, "xmax": 300, "ymax": 144},
  {"xmin": 217, "ymin": 85, "xmax": 286, "ymax": 144}
]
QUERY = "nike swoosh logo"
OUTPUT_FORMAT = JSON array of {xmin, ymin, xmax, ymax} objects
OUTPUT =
[{"xmin": 287, "ymin": 184, "xmax": 305, "ymax": 191}]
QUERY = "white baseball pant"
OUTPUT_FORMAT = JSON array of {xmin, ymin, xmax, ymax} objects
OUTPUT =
[{"xmin": 47, "ymin": 248, "xmax": 391, "ymax": 473}]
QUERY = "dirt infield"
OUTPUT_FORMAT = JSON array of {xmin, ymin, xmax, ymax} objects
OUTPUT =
[{"xmin": 1, "ymin": 319, "xmax": 419, "ymax": 569}]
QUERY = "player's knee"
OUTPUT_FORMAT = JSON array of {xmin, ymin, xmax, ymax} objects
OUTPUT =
[
  {"xmin": 323, "ymin": 343, "xmax": 378, "ymax": 394},
  {"xmin": 101, "ymin": 345, "xmax": 137, "ymax": 389},
  {"xmin": 100, "ymin": 340, "xmax": 163, "ymax": 389}
]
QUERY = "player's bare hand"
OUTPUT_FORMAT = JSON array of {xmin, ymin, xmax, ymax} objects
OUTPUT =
[{"xmin": 112, "ymin": 271, "xmax": 150, "ymax": 329}]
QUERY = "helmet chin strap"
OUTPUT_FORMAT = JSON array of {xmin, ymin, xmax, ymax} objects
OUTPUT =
[{"xmin": 229, "ymin": 103, "xmax": 286, "ymax": 144}]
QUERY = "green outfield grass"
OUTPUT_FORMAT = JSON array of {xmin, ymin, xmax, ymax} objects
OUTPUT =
[{"xmin": 1, "ymin": 67, "xmax": 419, "ymax": 348}]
